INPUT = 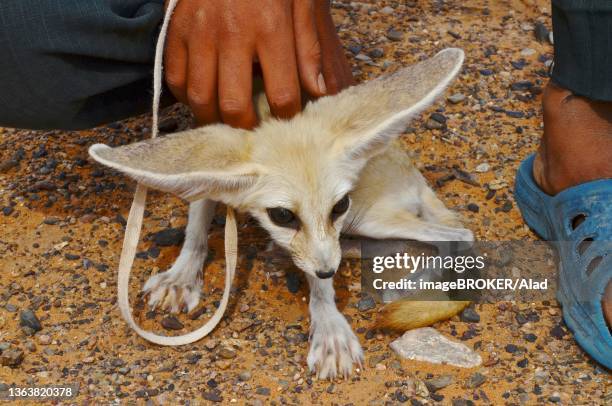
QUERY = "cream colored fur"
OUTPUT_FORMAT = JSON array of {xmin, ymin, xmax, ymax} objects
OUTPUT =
[{"xmin": 89, "ymin": 48, "xmax": 470, "ymax": 379}]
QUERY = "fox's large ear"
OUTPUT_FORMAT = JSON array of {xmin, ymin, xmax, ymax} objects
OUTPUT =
[
  {"xmin": 307, "ymin": 48, "xmax": 464, "ymax": 161},
  {"xmin": 89, "ymin": 125, "xmax": 262, "ymax": 203}
]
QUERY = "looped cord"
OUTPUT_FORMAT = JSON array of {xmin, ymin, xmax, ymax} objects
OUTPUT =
[{"xmin": 116, "ymin": 0, "xmax": 238, "ymax": 345}]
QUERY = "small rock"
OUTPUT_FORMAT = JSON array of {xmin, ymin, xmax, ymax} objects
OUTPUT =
[
  {"xmin": 368, "ymin": 48, "xmax": 384, "ymax": 59},
  {"xmin": 218, "ymin": 348, "xmax": 237, "ymax": 359},
  {"xmin": 466, "ymin": 203, "xmax": 479, "ymax": 213},
  {"xmin": 386, "ymin": 28, "xmax": 403, "ymax": 41},
  {"xmin": 523, "ymin": 333, "xmax": 537, "ymax": 342},
  {"xmin": 390, "ymin": 328, "xmax": 482, "ymax": 368},
  {"xmin": 161, "ymin": 316, "xmax": 184, "ymax": 331},
  {"xmin": 20, "ymin": 309, "xmax": 42, "ymax": 332},
  {"xmin": 395, "ymin": 389, "xmax": 408, "ymax": 402},
  {"xmin": 354, "ymin": 53, "xmax": 371, "ymax": 63},
  {"xmin": 550, "ymin": 324, "xmax": 567, "ymax": 339},
  {"xmin": 238, "ymin": 371, "xmax": 251, "ymax": 381},
  {"xmin": 520, "ymin": 48, "xmax": 536, "ymax": 57},
  {"xmin": 460, "ymin": 307, "xmax": 480, "ymax": 323},
  {"xmin": 2, "ymin": 206, "xmax": 13, "ymax": 216},
  {"xmin": 152, "ymin": 228, "xmax": 185, "ymax": 247},
  {"xmin": 1, "ymin": 349, "xmax": 25, "ymax": 367},
  {"xmin": 38, "ymin": 334, "xmax": 52, "ymax": 345},
  {"xmin": 426, "ymin": 375, "xmax": 454, "ymax": 392},
  {"xmin": 285, "ymin": 271, "xmax": 301, "ymax": 294},
  {"xmin": 357, "ymin": 296, "xmax": 376, "ymax": 312},
  {"xmin": 256, "ymin": 387, "xmax": 271, "ymax": 396},
  {"xmin": 447, "ymin": 93, "xmax": 465, "ymax": 104},
  {"xmin": 202, "ymin": 391, "xmax": 223, "ymax": 403},
  {"xmin": 381, "ymin": 6, "xmax": 394, "ymax": 14},
  {"xmin": 534, "ymin": 22, "xmax": 549, "ymax": 43},
  {"xmin": 517, "ymin": 358, "xmax": 529, "ymax": 368},
  {"xmin": 479, "ymin": 69, "xmax": 494, "ymax": 76},
  {"xmin": 43, "ymin": 217, "xmax": 60, "ymax": 225},
  {"xmin": 424, "ymin": 119, "xmax": 444, "ymax": 130},
  {"xmin": 475, "ymin": 163, "xmax": 490, "ymax": 173},
  {"xmin": 466, "ymin": 372, "xmax": 487, "ymax": 388},
  {"xmin": 348, "ymin": 44, "xmax": 362, "ymax": 55}
]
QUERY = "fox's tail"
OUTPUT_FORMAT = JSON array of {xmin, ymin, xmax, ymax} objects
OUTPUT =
[{"xmin": 376, "ymin": 299, "xmax": 470, "ymax": 331}]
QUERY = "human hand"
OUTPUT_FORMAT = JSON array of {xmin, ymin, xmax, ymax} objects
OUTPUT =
[{"xmin": 163, "ymin": 0, "xmax": 353, "ymax": 128}]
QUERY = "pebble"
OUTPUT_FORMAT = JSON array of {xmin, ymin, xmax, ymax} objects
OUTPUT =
[
  {"xmin": 425, "ymin": 375, "xmax": 454, "ymax": 392},
  {"xmin": 466, "ymin": 203, "xmax": 479, "ymax": 213},
  {"xmin": 460, "ymin": 307, "xmax": 480, "ymax": 323},
  {"xmin": 386, "ymin": 28, "xmax": 403, "ymax": 41},
  {"xmin": 256, "ymin": 387, "xmax": 271, "ymax": 396},
  {"xmin": 38, "ymin": 334, "xmax": 52, "ymax": 345},
  {"xmin": 447, "ymin": 93, "xmax": 466, "ymax": 104},
  {"xmin": 368, "ymin": 48, "xmax": 384, "ymax": 59},
  {"xmin": 20, "ymin": 309, "xmax": 42, "ymax": 332},
  {"xmin": 238, "ymin": 371, "xmax": 252, "ymax": 381},
  {"xmin": 424, "ymin": 119, "xmax": 444, "ymax": 130},
  {"xmin": 520, "ymin": 48, "xmax": 536, "ymax": 56},
  {"xmin": 218, "ymin": 348, "xmax": 237, "ymax": 359},
  {"xmin": 390, "ymin": 328, "xmax": 482, "ymax": 368},
  {"xmin": 2, "ymin": 206, "xmax": 13, "ymax": 216},
  {"xmin": 355, "ymin": 53, "xmax": 372, "ymax": 62},
  {"xmin": 348, "ymin": 44, "xmax": 362, "ymax": 55},
  {"xmin": 161, "ymin": 316, "xmax": 184, "ymax": 331},
  {"xmin": 430, "ymin": 113, "xmax": 447, "ymax": 124},
  {"xmin": 1, "ymin": 348, "xmax": 25, "ymax": 367},
  {"xmin": 202, "ymin": 391, "xmax": 223, "ymax": 403},
  {"xmin": 381, "ymin": 6, "xmax": 394, "ymax": 14},
  {"xmin": 357, "ymin": 296, "xmax": 376, "ymax": 311},
  {"xmin": 534, "ymin": 22, "xmax": 549, "ymax": 42},
  {"xmin": 475, "ymin": 163, "xmax": 490, "ymax": 173},
  {"xmin": 466, "ymin": 372, "xmax": 487, "ymax": 388},
  {"xmin": 550, "ymin": 324, "xmax": 567, "ymax": 339},
  {"xmin": 43, "ymin": 216, "xmax": 60, "ymax": 225},
  {"xmin": 285, "ymin": 271, "xmax": 300, "ymax": 294},
  {"xmin": 152, "ymin": 228, "xmax": 185, "ymax": 247}
]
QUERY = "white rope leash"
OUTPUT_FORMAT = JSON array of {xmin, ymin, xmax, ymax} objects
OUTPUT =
[{"xmin": 117, "ymin": 0, "xmax": 238, "ymax": 346}]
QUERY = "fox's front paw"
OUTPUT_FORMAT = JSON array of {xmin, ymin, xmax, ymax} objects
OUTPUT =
[
  {"xmin": 143, "ymin": 255, "xmax": 204, "ymax": 313},
  {"xmin": 307, "ymin": 312, "xmax": 364, "ymax": 379}
]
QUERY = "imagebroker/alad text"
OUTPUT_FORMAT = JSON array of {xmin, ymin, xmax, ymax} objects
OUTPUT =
[{"xmin": 372, "ymin": 278, "xmax": 549, "ymax": 292}]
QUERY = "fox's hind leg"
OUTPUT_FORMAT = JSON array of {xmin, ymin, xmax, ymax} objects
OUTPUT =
[{"xmin": 143, "ymin": 199, "xmax": 216, "ymax": 313}]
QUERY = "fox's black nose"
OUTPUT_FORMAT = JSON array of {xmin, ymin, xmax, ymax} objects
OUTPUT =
[{"xmin": 315, "ymin": 270, "xmax": 335, "ymax": 279}]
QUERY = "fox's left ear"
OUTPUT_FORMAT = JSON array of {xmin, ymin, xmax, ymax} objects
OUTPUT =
[{"xmin": 306, "ymin": 48, "xmax": 464, "ymax": 162}]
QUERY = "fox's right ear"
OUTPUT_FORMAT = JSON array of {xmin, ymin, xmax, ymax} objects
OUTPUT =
[
  {"xmin": 306, "ymin": 48, "xmax": 464, "ymax": 163},
  {"xmin": 88, "ymin": 125, "xmax": 263, "ymax": 203}
]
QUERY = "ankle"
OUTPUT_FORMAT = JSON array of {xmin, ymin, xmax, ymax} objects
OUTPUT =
[{"xmin": 533, "ymin": 82, "xmax": 612, "ymax": 195}]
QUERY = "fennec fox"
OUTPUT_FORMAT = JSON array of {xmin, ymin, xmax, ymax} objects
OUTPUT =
[{"xmin": 89, "ymin": 48, "xmax": 472, "ymax": 379}]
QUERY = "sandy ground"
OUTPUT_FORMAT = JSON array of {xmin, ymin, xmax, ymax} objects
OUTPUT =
[{"xmin": 0, "ymin": 0, "xmax": 610, "ymax": 404}]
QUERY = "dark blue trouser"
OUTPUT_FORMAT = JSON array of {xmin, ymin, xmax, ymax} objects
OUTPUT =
[
  {"xmin": 0, "ymin": 1, "xmax": 611, "ymax": 131},
  {"xmin": 0, "ymin": 0, "xmax": 163, "ymax": 130}
]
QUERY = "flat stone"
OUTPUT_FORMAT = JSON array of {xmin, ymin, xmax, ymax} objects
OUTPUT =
[
  {"xmin": 20, "ymin": 309, "xmax": 42, "ymax": 332},
  {"xmin": 160, "ymin": 316, "xmax": 183, "ymax": 331},
  {"xmin": 152, "ymin": 228, "xmax": 185, "ymax": 247},
  {"xmin": 475, "ymin": 163, "xmax": 490, "ymax": 173},
  {"xmin": 357, "ymin": 296, "xmax": 376, "ymax": 312},
  {"xmin": 386, "ymin": 28, "xmax": 403, "ymax": 41},
  {"xmin": 389, "ymin": 327, "xmax": 482, "ymax": 368},
  {"xmin": 426, "ymin": 375, "xmax": 454, "ymax": 392},
  {"xmin": 447, "ymin": 93, "xmax": 466, "ymax": 104},
  {"xmin": 1, "ymin": 349, "xmax": 24, "ymax": 367}
]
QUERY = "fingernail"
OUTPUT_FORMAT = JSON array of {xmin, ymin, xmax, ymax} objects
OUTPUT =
[{"xmin": 317, "ymin": 73, "xmax": 327, "ymax": 94}]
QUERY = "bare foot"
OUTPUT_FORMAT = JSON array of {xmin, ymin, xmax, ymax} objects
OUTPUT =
[{"xmin": 533, "ymin": 81, "xmax": 612, "ymax": 328}]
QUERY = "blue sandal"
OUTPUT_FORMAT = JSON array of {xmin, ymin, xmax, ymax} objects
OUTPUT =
[{"xmin": 515, "ymin": 153, "xmax": 611, "ymax": 369}]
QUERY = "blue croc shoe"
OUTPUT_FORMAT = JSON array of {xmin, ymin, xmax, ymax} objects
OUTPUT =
[{"xmin": 515, "ymin": 153, "xmax": 612, "ymax": 370}]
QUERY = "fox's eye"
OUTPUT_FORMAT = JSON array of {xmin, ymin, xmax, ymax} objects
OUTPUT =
[
  {"xmin": 267, "ymin": 207, "xmax": 299, "ymax": 228},
  {"xmin": 331, "ymin": 194, "xmax": 350, "ymax": 220}
]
